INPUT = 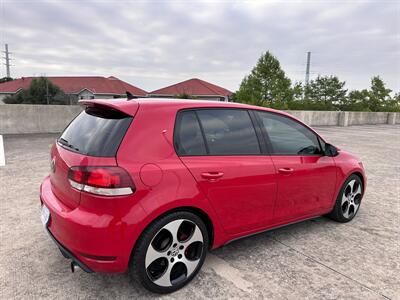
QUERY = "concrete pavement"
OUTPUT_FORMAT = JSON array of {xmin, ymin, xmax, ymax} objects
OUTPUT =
[{"xmin": 0, "ymin": 125, "xmax": 399, "ymax": 299}]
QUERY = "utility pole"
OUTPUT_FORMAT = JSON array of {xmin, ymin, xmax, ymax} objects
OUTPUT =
[
  {"xmin": 305, "ymin": 51, "xmax": 311, "ymax": 85},
  {"xmin": 3, "ymin": 44, "xmax": 11, "ymax": 78}
]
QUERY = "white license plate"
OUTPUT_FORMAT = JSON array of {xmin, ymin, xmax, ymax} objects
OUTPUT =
[{"xmin": 41, "ymin": 204, "xmax": 50, "ymax": 226}]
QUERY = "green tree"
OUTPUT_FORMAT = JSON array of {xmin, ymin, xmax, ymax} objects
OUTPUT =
[
  {"xmin": 236, "ymin": 51, "xmax": 292, "ymax": 108},
  {"xmin": 4, "ymin": 77, "xmax": 65, "ymax": 104},
  {"xmin": 304, "ymin": 75, "xmax": 347, "ymax": 110},
  {"xmin": 292, "ymin": 82, "xmax": 304, "ymax": 101},
  {"xmin": 343, "ymin": 89, "xmax": 371, "ymax": 111},
  {"xmin": 367, "ymin": 76, "xmax": 392, "ymax": 111},
  {"xmin": 382, "ymin": 91, "xmax": 400, "ymax": 112},
  {"xmin": 286, "ymin": 81, "xmax": 312, "ymax": 110},
  {"xmin": 340, "ymin": 77, "xmax": 398, "ymax": 112},
  {"xmin": 175, "ymin": 92, "xmax": 195, "ymax": 99}
]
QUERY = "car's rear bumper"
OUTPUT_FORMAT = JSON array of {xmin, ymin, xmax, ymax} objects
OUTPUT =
[
  {"xmin": 40, "ymin": 176, "xmax": 146, "ymax": 273},
  {"xmin": 45, "ymin": 225, "xmax": 93, "ymax": 273}
]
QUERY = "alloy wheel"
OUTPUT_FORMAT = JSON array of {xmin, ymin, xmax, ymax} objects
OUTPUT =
[
  {"xmin": 341, "ymin": 179, "xmax": 362, "ymax": 219},
  {"xmin": 145, "ymin": 219, "xmax": 204, "ymax": 287}
]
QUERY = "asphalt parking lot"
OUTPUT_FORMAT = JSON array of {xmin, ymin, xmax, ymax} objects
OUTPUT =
[{"xmin": 0, "ymin": 125, "xmax": 399, "ymax": 299}]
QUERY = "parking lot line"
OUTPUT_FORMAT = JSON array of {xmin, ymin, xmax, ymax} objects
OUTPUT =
[{"xmin": 0, "ymin": 135, "xmax": 5, "ymax": 166}]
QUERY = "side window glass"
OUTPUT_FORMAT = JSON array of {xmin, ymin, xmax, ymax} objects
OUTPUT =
[
  {"xmin": 196, "ymin": 109, "xmax": 261, "ymax": 155},
  {"xmin": 174, "ymin": 111, "xmax": 207, "ymax": 156},
  {"xmin": 257, "ymin": 112, "xmax": 322, "ymax": 155}
]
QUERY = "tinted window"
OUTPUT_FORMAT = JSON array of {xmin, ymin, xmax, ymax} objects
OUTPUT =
[
  {"xmin": 59, "ymin": 107, "xmax": 132, "ymax": 157},
  {"xmin": 256, "ymin": 111, "xmax": 322, "ymax": 155},
  {"xmin": 197, "ymin": 109, "xmax": 260, "ymax": 155},
  {"xmin": 175, "ymin": 111, "xmax": 207, "ymax": 156}
]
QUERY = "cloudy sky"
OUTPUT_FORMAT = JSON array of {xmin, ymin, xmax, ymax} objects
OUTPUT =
[{"xmin": 0, "ymin": 0, "xmax": 399, "ymax": 93}]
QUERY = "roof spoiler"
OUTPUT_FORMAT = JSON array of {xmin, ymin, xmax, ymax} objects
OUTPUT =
[{"xmin": 79, "ymin": 99, "xmax": 139, "ymax": 117}]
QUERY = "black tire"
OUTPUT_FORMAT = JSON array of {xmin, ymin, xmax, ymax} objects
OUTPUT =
[
  {"xmin": 328, "ymin": 174, "xmax": 364, "ymax": 223},
  {"xmin": 129, "ymin": 211, "xmax": 209, "ymax": 294}
]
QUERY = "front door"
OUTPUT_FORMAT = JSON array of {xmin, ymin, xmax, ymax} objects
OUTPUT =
[
  {"xmin": 174, "ymin": 109, "xmax": 278, "ymax": 234},
  {"xmin": 255, "ymin": 111, "xmax": 337, "ymax": 222},
  {"xmin": 270, "ymin": 155, "xmax": 337, "ymax": 221}
]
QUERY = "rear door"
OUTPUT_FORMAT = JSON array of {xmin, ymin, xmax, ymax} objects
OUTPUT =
[
  {"xmin": 175, "ymin": 109, "xmax": 278, "ymax": 235},
  {"xmin": 255, "ymin": 111, "xmax": 337, "ymax": 222},
  {"xmin": 50, "ymin": 106, "xmax": 133, "ymax": 209}
]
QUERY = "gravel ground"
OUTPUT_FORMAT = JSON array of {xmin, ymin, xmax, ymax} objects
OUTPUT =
[{"xmin": 0, "ymin": 125, "xmax": 399, "ymax": 299}]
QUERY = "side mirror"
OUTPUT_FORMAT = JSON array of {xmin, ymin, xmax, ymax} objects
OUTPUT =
[{"xmin": 325, "ymin": 143, "xmax": 339, "ymax": 157}]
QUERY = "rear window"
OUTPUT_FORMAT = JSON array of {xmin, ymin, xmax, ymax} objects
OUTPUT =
[{"xmin": 59, "ymin": 107, "xmax": 132, "ymax": 157}]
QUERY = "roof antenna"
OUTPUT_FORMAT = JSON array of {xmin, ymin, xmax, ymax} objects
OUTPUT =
[{"xmin": 126, "ymin": 91, "xmax": 137, "ymax": 100}]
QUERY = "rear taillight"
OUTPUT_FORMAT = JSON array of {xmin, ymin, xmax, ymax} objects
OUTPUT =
[{"xmin": 68, "ymin": 166, "xmax": 135, "ymax": 196}]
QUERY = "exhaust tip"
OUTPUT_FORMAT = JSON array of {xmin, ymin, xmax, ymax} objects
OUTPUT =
[{"xmin": 70, "ymin": 261, "xmax": 79, "ymax": 273}]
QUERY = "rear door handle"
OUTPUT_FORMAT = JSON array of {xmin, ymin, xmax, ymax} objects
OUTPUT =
[
  {"xmin": 201, "ymin": 172, "xmax": 224, "ymax": 181},
  {"xmin": 278, "ymin": 168, "xmax": 294, "ymax": 175}
]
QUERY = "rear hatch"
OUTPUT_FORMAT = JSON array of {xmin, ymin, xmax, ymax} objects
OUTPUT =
[{"xmin": 50, "ymin": 102, "xmax": 137, "ymax": 209}]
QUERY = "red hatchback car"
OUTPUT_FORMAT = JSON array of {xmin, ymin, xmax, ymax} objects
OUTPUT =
[{"xmin": 40, "ymin": 98, "xmax": 366, "ymax": 293}]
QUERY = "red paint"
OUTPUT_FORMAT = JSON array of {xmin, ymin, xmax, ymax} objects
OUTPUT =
[
  {"xmin": 181, "ymin": 156, "xmax": 277, "ymax": 234},
  {"xmin": 271, "ymin": 155, "xmax": 337, "ymax": 222},
  {"xmin": 139, "ymin": 164, "xmax": 163, "ymax": 187},
  {"xmin": 40, "ymin": 99, "xmax": 366, "ymax": 274}
]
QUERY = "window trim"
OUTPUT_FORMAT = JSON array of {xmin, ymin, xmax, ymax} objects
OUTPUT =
[
  {"xmin": 194, "ymin": 111, "xmax": 210, "ymax": 154},
  {"xmin": 173, "ymin": 108, "xmax": 266, "ymax": 157},
  {"xmin": 173, "ymin": 107, "xmax": 327, "ymax": 158},
  {"xmin": 253, "ymin": 110, "xmax": 324, "ymax": 157},
  {"xmin": 248, "ymin": 110, "xmax": 269, "ymax": 154}
]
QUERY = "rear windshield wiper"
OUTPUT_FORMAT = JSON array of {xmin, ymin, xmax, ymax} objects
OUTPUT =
[{"xmin": 58, "ymin": 138, "xmax": 80, "ymax": 152}]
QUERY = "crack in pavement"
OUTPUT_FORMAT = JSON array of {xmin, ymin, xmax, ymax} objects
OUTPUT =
[
  {"xmin": 203, "ymin": 253, "xmax": 254, "ymax": 293},
  {"xmin": 270, "ymin": 236, "xmax": 392, "ymax": 300}
]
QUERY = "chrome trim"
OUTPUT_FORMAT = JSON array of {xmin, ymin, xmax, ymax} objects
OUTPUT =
[
  {"xmin": 69, "ymin": 180, "xmax": 84, "ymax": 191},
  {"xmin": 68, "ymin": 179, "xmax": 133, "ymax": 196},
  {"xmin": 82, "ymin": 185, "xmax": 133, "ymax": 196}
]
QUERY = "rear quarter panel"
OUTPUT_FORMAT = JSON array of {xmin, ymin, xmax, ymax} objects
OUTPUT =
[{"xmin": 116, "ymin": 104, "xmax": 228, "ymax": 256}]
